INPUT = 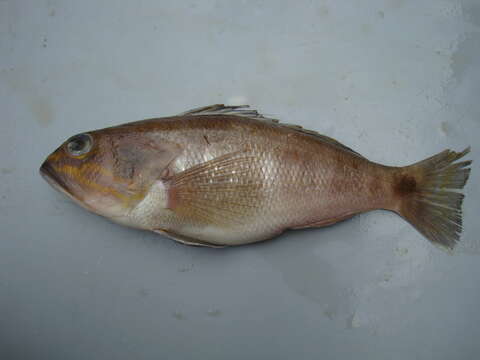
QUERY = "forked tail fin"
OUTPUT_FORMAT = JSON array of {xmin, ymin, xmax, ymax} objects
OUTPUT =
[{"xmin": 394, "ymin": 148, "xmax": 472, "ymax": 250}]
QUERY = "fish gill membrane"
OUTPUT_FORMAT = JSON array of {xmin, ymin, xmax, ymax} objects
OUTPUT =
[{"xmin": 391, "ymin": 147, "xmax": 474, "ymax": 254}]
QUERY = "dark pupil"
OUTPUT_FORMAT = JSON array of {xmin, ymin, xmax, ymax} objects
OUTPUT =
[
  {"xmin": 67, "ymin": 134, "xmax": 91, "ymax": 155},
  {"xmin": 70, "ymin": 138, "xmax": 85, "ymax": 151}
]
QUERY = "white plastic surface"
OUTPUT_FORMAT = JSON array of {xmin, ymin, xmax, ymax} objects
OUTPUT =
[{"xmin": 1, "ymin": 1, "xmax": 479, "ymax": 359}]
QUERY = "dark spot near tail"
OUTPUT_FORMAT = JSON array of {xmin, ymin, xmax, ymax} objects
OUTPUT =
[{"xmin": 395, "ymin": 175, "xmax": 417, "ymax": 196}]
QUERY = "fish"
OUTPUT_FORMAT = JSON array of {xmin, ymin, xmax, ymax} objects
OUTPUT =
[{"xmin": 40, "ymin": 104, "xmax": 472, "ymax": 249}]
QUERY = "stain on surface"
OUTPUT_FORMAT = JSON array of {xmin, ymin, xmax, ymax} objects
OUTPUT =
[
  {"xmin": 5, "ymin": 72, "xmax": 54, "ymax": 127},
  {"xmin": 394, "ymin": 247, "xmax": 409, "ymax": 256},
  {"xmin": 137, "ymin": 288, "xmax": 149, "ymax": 297},
  {"xmin": 451, "ymin": 33, "xmax": 480, "ymax": 83},
  {"xmin": 31, "ymin": 95, "xmax": 53, "ymax": 127},
  {"xmin": 461, "ymin": 0, "xmax": 480, "ymax": 27},
  {"xmin": 378, "ymin": 10, "xmax": 385, "ymax": 19},
  {"xmin": 361, "ymin": 23, "xmax": 372, "ymax": 34},
  {"xmin": 317, "ymin": 5, "xmax": 329, "ymax": 17},
  {"xmin": 1, "ymin": 168, "xmax": 14, "ymax": 175},
  {"xmin": 178, "ymin": 263, "xmax": 194, "ymax": 272},
  {"xmin": 390, "ymin": 0, "xmax": 405, "ymax": 9},
  {"xmin": 346, "ymin": 312, "xmax": 361, "ymax": 328},
  {"xmin": 382, "ymin": 273, "xmax": 392, "ymax": 282},
  {"xmin": 323, "ymin": 309, "xmax": 335, "ymax": 320},
  {"xmin": 440, "ymin": 121, "xmax": 450, "ymax": 135},
  {"xmin": 257, "ymin": 236, "xmax": 356, "ymax": 327},
  {"xmin": 173, "ymin": 311, "xmax": 185, "ymax": 320}
]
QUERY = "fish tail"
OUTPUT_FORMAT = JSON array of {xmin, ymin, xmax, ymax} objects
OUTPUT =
[{"xmin": 392, "ymin": 147, "xmax": 472, "ymax": 250}]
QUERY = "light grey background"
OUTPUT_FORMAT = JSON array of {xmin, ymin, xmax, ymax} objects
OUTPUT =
[{"xmin": 1, "ymin": 0, "xmax": 479, "ymax": 359}]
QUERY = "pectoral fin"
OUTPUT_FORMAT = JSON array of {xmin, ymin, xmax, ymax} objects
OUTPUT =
[{"xmin": 165, "ymin": 151, "xmax": 265, "ymax": 227}]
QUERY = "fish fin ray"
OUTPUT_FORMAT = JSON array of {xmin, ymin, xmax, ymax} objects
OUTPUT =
[
  {"xmin": 396, "ymin": 147, "xmax": 472, "ymax": 250},
  {"xmin": 167, "ymin": 151, "xmax": 264, "ymax": 226},
  {"xmin": 154, "ymin": 229, "xmax": 225, "ymax": 248},
  {"xmin": 177, "ymin": 104, "xmax": 278, "ymax": 121},
  {"xmin": 291, "ymin": 213, "xmax": 357, "ymax": 229},
  {"xmin": 178, "ymin": 104, "xmax": 363, "ymax": 157}
]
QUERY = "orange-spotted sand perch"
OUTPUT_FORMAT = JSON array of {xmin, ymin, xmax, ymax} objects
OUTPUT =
[{"xmin": 40, "ymin": 105, "xmax": 471, "ymax": 249}]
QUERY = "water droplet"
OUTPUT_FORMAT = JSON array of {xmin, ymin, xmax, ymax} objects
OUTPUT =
[
  {"xmin": 207, "ymin": 309, "xmax": 222, "ymax": 317},
  {"xmin": 394, "ymin": 247, "xmax": 408, "ymax": 256},
  {"xmin": 347, "ymin": 312, "xmax": 361, "ymax": 328}
]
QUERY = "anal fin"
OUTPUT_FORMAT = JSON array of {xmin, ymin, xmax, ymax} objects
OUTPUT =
[{"xmin": 291, "ymin": 213, "xmax": 357, "ymax": 229}]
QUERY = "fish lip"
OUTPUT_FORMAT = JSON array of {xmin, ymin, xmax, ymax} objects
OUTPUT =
[
  {"xmin": 39, "ymin": 160, "xmax": 96, "ymax": 212},
  {"xmin": 39, "ymin": 161, "xmax": 72, "ymax": 197}
]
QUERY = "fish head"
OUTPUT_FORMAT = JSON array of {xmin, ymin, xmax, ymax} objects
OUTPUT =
[
  {"xmin": 40, "ymin": 131, "xmax": 131, "ymax": 217},
  {"xmin": 40, "ymin": 127, "xmax": 181, "ymax": 221}
]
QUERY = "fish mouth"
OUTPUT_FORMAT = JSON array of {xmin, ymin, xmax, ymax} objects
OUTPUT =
[{"xmin": 40, "ymin": 161, "xmax": 73, "ymax": 198}]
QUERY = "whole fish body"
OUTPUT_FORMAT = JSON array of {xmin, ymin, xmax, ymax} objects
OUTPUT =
[{"xmin": 40, "ymin": 105, "xmax": 471, "ymax": 249}]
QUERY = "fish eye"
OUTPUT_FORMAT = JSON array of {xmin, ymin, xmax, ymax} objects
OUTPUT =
[{"xmin": 66, "ymin": 133, "xmax": 93, "ymax": 157}]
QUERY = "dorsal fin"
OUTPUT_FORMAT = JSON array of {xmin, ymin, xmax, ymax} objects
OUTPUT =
[
  {"xmin": 178, "ymin": 104, "xmax": 279, "ymax": 122},
  {"xmin": 178, "ymin": 104, "xmax": 363, "ymax": 158}
]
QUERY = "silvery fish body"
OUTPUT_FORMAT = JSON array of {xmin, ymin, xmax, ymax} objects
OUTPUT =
[{"xmin": 40, "ymin": 105, "xmax": 471, "ymax": 249}]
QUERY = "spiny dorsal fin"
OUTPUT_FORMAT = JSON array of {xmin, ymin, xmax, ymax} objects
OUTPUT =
[
  {"xmin": 178, "ymin": 104, "xmax": 279, "ymax": 122},
  {"xmin": 179, "ymin": 104, "xmax": 363, "ymax": 158}
]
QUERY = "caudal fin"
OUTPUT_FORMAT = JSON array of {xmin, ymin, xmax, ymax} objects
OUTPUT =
[{"xmin": 395, "ymin": 148, "xmax": 472, "ymax": 250}]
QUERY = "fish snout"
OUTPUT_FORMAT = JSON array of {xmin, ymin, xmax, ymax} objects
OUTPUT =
[{"xmin": 40, "ymin": 160, "xmax": 70, "ymax": 195}]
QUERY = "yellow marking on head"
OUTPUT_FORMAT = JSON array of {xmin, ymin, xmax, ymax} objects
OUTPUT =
[
  {"xmin": 79, "ymin": 162, "xmax": 131, "ymax": 184},
  {"xmin": 68, "ymin": 152, "xmax": 90, "ymax": 160},
  {"xmin": 47, "ymin": 151, "xmax": 63, "ymax": 162},
  {"xmin": 52, "ymin": 163, "xmax": 145, "ymax": 208}
]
